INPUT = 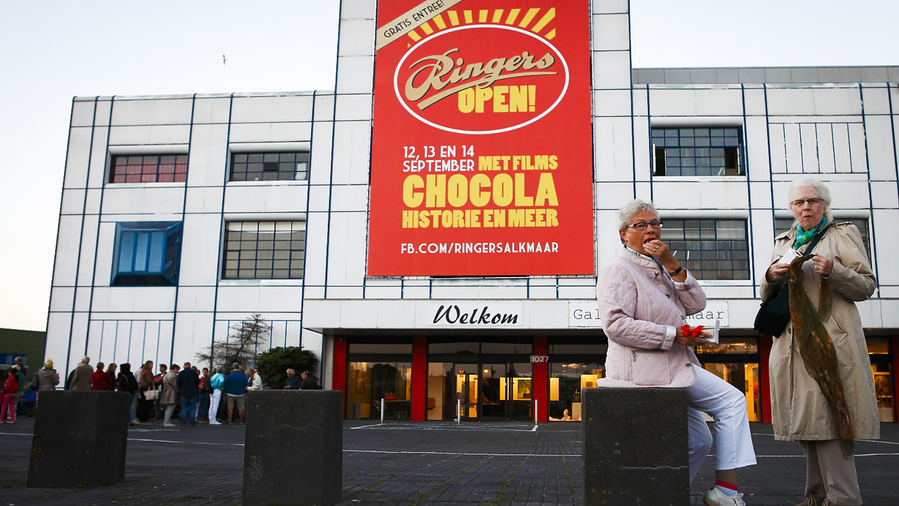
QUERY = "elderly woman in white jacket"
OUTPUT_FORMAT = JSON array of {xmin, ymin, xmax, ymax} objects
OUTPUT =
[{"xmin": 597, "ymin": 199, "xmax": 757, "ymax": 506}]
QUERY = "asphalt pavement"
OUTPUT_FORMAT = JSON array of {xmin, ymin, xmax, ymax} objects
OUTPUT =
[{"xmin": 0, "ymin": 416, "xmax": 897, "ymax": 505}]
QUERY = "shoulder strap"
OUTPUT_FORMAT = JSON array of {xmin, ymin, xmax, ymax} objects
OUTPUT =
[{"xmin": 802, "ymin": 224, "xmax": 831, "ymax": 254}]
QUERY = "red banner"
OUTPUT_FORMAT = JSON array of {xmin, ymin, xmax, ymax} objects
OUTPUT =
[{"xmin": 368, "ymin": 0, "xmax": 594, "ymax": 276}]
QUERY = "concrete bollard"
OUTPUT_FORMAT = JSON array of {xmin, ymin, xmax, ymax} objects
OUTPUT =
[
  {"xmin": 243, "ymin": 390, "xmax": 343, "ymax": 506},
  {"xmin": 582, "ymin": 387, "xmax": 689, "ymax": 506},
  {"xmin": 27, "ymin": 390, "xmax": 130, "ymax": 488}
]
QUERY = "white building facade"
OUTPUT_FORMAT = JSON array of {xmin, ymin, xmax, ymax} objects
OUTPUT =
[{"xmin": 47, "ymin": 0, "xmax": 898, "ymax": 423}]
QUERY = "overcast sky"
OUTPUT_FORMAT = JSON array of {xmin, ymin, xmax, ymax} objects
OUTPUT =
[{"xmin": 2, "ymin": 0, "xmax": 897, "ymax": 332}]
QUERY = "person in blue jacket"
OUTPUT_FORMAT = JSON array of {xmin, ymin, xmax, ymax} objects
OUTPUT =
[
  {"xmin": 223, "ymin": 363, "xmax": 248, "ymax": 424},
  {"xmin": 283, "ymin": 368, "xmax": 301, "ymax": 390},
  {"xmin": 17, "ymin": 384, "xmax": 37, "ymax": 416}
]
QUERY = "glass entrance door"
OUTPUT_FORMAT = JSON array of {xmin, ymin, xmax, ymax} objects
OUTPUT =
[
  {"xmin": 455, "ymin": 364, "xmax": 478, "ymax": 419},
  {"xmin": 481, "ymin": 363, "xmax": 507, "ymax": 418},
  {"xmin": 476, "ymin": 362, "xmax": 534, "ymax": 420},
  {"xmin": 434, "ymin": 360, "xmax": 532, "ymax": 421},
  {"xmin": 505, "ymin": 362, "xmax": 533, "ymax": 420}
]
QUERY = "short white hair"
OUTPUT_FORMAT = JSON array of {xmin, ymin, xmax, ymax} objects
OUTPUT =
[
  {"xmin": 617, "ymin": 199, "xmax": 659, "ymax": 244},
  {"xmin": 788, "ymin": 178, "xmax": 831, "ymax": 207},
  {"xmin": 788, "ymin": 178, "xmax": 833, "ymax": 223}
]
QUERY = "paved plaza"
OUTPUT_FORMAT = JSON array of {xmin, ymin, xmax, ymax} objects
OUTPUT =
[{"xmin": 0, "ymin": 417, "xmax": 896, "ymax": 505}]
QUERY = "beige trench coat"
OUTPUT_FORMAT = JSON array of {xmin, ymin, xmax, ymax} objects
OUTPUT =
[
  {"xmin": 160, "ymin": 371, "xmax": 179, "ymax": 405},
  {"xmin": 760, "ymin": 222, "xmax": 880, "ymax": 441}
]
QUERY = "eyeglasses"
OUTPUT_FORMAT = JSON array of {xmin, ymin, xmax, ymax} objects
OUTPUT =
[
  {"xmin": 791, "ymin": 198, "xmax": 823, "ymax": 207},
  {"xmin": 627, "ymin": 220, "xmax": 663, "ymax": 230}
]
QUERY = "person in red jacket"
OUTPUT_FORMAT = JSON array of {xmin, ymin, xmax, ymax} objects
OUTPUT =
[
  {"xmin": 1, "ymin": 365, "xmax": 21, "ymax": 423},
  {"xmin": 91, "ymin": 362, "xmax": 114, "ymax": 390}
]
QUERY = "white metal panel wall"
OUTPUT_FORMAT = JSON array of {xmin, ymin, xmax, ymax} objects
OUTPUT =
[
  {"xmin": 592, "ymin": 2, "xmax": 635, "ymax": 281},
  {"xmin": 110, "ymin": 97, "xmax": 193, "ymax": 126},
  {"xmin": 185, "ymin": 124, "xmax": 229, "ymax": 188}
]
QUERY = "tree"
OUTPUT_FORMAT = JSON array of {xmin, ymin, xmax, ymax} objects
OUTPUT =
[
  {"xmin": 255, "ymin": 346, "xmax": 319, "ymax": 389},
  {"xmin": 196, "ymin": 314, "xmax": 270, "ymax": 370}
]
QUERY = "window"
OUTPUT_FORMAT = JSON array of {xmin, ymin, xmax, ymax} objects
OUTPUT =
[
  {"xmin": 230, "ymin": 152, "xmax": 309, "ymax": 181},
  {"xmin": 109, "ymin": 155, "xmax": 188, "ymax": 183},
  {"xmin": 661, "ymin": 219, "xmax": 749, "ymax": 280},
  {"xmin": 112, "ymin": 222, "xmax": 183, "ymax": 286},
  {"xmin": 549, "ymin": 362, "xmax": 603, "ymax": 421},
  {"xmin": 775, "ymin": 218, "xmax": 871, "ymax": 260},
  {"xmin": 768, "ymin": 122, "xmax": 866, "ymax": 174},
  {"xmin": 651, "ymin": 127, "xmax": 742, "ymax": 176},
  {"xmin": 702, "ymin": 362, "xmax": 762, "ymax": 422},
  {"xmin": 223, "ymin": 221, "xmax": 306, "ymax": 279}
]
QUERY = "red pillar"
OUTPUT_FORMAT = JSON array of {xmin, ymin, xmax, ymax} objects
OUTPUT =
[
  {"xmin": 332, "ymin": 336, "xmax": 347, "ymax": 418},
  {"xmin": 758, "ymin": 334, "xmax": 772, "ymax": 424},
  {"xmin": 892, "ymin": 336, "xmax": 899, "ymax": 423},
  {"xmin": 533, "ymin": 335, "xmax": 548, "ymax": 423},
  {"xmin": 411, "ymin": 334, "xmax": 428, "ymax": 422}
]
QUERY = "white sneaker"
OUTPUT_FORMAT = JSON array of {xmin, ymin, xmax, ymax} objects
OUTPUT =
[
  {"xmin": 164, "ymin": 423, "xmax": 176, "ymax": 427},
  {"xmin": 209, "ymin": 420, "xmax": 221, "ymax": 425},
  {"xmin": 703, "ymin": 486, "xmax": 746, "ymax": 506}
]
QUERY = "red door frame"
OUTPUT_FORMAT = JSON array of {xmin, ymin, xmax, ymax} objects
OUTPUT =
[
  {"xmin": 533, "ymin": 335, "xmax": 548, "ymax": 423},
  {"xmin": 412, "ymin": 334, "xmax": 427, "ymax": 422},
  {"xmin": 758, "ymin": 334, "xmax": 772, "ymax": 423},
  {"xmin": 892, "ymin": 336, "xmax": 899, "ymax": 423},
  {"xmin": 332, "ymin": 335, "xmax": 348, "ymax": 417}
]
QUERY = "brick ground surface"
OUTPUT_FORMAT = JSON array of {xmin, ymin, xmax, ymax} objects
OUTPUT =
[{"xmin": 0, "ymin": 417, "xmax": 896, "ymax": 505}]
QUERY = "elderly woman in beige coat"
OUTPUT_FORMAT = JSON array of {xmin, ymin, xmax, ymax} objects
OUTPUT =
[{"xmin": 761, "ymin": 178, "xmax": 879, "ymax": 506}]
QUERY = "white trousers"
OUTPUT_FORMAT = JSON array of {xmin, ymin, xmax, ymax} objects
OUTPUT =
[
  {"xmin": 208, "ymin": 390, "xmax": 221, "ymax": 421},
  {"xmin": 685, "ymin": 366, "xmax": 757, "ymax": 482}
]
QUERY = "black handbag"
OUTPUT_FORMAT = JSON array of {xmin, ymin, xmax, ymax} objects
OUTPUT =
[
  {"xmin": 754, "ymin": 225, "xmax": 830, "ymax": 336},
  {"xmin": 753, "ymin": 285, "xmax": 790, "ymax": 335}
]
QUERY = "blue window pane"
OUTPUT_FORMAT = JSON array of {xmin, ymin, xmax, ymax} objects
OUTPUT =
[
  {"xmin": 112, "ymin": 222, "xmax": 182, "ymax": 286},
  {"xmin": 133, "ymin": 233, "xmax": 150, "ymax": 272},
  {"xmin": 118, "ymin": 232, "xmax": 136, "ymax": 274},
  {"xmin": 147, "ymin": 231, "xmax": 165, "ymax": 273}
]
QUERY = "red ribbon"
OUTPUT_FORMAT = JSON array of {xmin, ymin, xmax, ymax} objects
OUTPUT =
[{"xmin": 681, "ymin": 325, "xmax": 704, "ymax": 338}]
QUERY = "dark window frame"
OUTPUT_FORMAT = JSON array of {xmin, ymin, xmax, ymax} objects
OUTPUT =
[
  {"xmin": 651, "ymin": 127, "xmax": 743, "ymax": 177},
  {"xmin": 109, "ymin": 154, "xmax": 188, "ymax": 183},
  {"xmin": 229, "ymin": 152, "xmax": 310, "ymax": 182},
  {"xmin": 661, "ymin": 218, "xmax": 750, "ymax": 280},
  {"xmin": 222, "ymin": 221, "xmax": 306, "ymax": 280}
]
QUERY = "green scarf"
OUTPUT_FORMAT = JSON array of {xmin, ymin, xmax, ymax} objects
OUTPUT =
[
  {"xmin": 788, "ymin": 253, "xmax": 854, "ymax": 457},
  {"xmin": 793, "ymin": 217, "xmax": 828, "ymax": 250}
]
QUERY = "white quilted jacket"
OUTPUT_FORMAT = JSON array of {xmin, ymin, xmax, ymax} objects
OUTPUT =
[{"xmin": 596, "ymin": 248, "xmax": 707, "ymax": 387}]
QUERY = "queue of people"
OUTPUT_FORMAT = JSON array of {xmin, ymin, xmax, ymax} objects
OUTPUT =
[
  {"xmin": 596, "ymin": 177, "xmax": 879, "ymax": 506},
  {"xmin": 4, "ymin": 355, "xmax": 325, "ymax": 429},
  {"xmin": 26, "ymin": 357, "xmax": 314, "ymax": 428}
]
